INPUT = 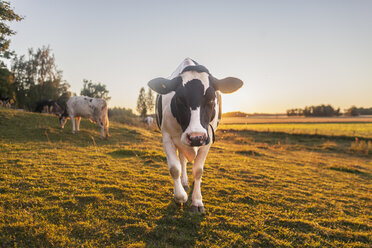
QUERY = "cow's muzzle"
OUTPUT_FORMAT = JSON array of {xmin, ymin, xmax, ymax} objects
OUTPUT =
[{"xmin": 186, "ymin": 132, "xmax": 207, "ymax": 147}]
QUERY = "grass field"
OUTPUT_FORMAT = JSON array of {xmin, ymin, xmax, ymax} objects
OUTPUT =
[
  {"xmin": 0, "ymin": 108, "xmax": 371, "ymax": 247},
  {"xmin": 220, "ymin": 116, "xmax": 372, "ymax": 124},
  {"xmin": 219, "ymin": 123, "xmax": 372, "ymax": 139}
]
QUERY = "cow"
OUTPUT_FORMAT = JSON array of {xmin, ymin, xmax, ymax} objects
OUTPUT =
[
  {"xmin": 148, "ymin": 58, "xmax": 243, "ymax": 212},
  {"xmin": 59, "ymin": 96, "xmax": 109, "ymax": 139},
  {"xmin": 0, "ymin": 96, "xmax": 12, "ymax": 108},
  {"xmin": 144, "ymin": 116, "xmax": 154, "ymax": 126},
  {"xmin": 35, "ymin": 100, "xmax": 64, "ymax": 115}
]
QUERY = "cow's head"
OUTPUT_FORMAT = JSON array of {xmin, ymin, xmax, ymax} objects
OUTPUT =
[
  {"xmin": 58, "ymin": 111, "xmax": 69, "ymax": 129},
  {"xmin": 148, "ymin": 64, "xmax": 243, "ymax": 147}
]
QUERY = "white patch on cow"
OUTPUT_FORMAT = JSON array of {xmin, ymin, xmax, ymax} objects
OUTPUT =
[
  {"xmin": 144, "ymin": 116, "xmax": 154, "ymax": 126},
  {"xmin": 181, "ymin": 107, "xmax": 207, "ymax": 145},
  {"xmin": 181, "ymin": 71, "xmax": 210, "ymax": 94}
]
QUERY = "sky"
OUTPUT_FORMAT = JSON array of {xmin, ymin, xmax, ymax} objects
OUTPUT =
[{"xmin": 6, "ymin": 0, "xmax": 372, "ymax": 113}]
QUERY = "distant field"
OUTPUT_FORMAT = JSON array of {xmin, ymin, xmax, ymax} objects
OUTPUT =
[
  {"xmin": 221, "ymin": 116, "xmax": 372, "ymax": 124},
  {"xmin": 219, "ymin": 123, "xmax": 372, "ymax": 139},
  {"xmin": 0, "ymin": 108, "xmax": 371, "ymax": 247}
]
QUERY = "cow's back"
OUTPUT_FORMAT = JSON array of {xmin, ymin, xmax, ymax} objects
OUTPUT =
[{"xmin": 67, "ymin": 96, "xmax": 106, "ymax": 119}]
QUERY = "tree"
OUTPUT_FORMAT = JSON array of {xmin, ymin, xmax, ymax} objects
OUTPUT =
[
  {"xmin": 11, "ymin": 46, "xmax": 71, "ymax": 109},
  {"xmin": 345, "ymin": 106, "xmax": 359, "ymax": 116},
  {"xmin": 146, "ymin": 87, "xmax": 154, "ymax": 114},
  {"xmin": 136, "ymin": 87, "xmax": 155, "ymax": 117},
  {"xmin": 136, "ymin": 87, "xmax": 147, "ymax": 117},
  {"xmin": 0, "ymin": 1, "xmax": 23, "ymax": 61},
  {"xmin": 80, "ymin": 79, "xmax": 110, "ymax": 101},
  {"xmin": 0, "ymin": 65, "xmax": 14, "ymax": 98}
]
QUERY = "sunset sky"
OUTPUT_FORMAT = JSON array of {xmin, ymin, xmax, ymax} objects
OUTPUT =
[{"xmin": 7, "ymin": 0, "xmax": 372, "ymax": 113}]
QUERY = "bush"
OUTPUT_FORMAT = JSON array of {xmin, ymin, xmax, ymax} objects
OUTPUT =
[
  {"xmin": 108, "ymin": 107, "xmax": 139, "ymax": 125},
  {"xmin": 350, "ymin": 138, "xmax": 372, "ymax": 155}
]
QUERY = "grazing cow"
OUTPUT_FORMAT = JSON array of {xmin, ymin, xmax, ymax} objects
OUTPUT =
[
  {"xmin": 144, "ymin": 116, "xmax": 154, "ymax": 126},
  {"xmin": 148, "ymin": 58, "xmax": 243, "ymax": 212},
  {"xmin": 0, "ymin": 96, "xmax": 12, "ymax": 108},
  {"xmin": 35, "ymin": 100, "xmax": 64, "ymax": 115},
  {"xmin": 59, "ymin": 96, "xmax": 109, "ymax": 139}
]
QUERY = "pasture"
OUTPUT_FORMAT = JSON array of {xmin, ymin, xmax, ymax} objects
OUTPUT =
[{"xmin": 0, "ymin": 108, "xmax": 371, "ymax": 247}]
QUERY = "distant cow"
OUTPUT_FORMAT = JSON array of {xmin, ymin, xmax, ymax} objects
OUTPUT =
[
  {"xmin": 144, "ymin": 116, "xmax": 154, "ymax": 126},
  {"xmin": 35, "ymin": 100, "xmax": 63, "ymax": 115},
  {"xmin": 0, "ymin": 96, "xmax": 11, "ymax": 108},
  {"xmin": 148, "ymin": 58, "xmax": 243, "ymax": 212},
  {"xmin": 59, "ymin": 96, "xmax": 109, "ymax": 139}
]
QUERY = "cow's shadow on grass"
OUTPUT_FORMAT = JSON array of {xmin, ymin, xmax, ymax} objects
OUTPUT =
[{"xmin": 145, "ymin": 184, "xmax": 204, "ymax": 248}]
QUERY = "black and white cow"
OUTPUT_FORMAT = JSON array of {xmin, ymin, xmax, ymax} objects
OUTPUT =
[
  {"xmin": 148, "ymin": 58, "xmax": 243, "ymax": 212},
  {"xmin": 59, "ymin": 96, "xmax": 109, "ymax": 139},
  {"xmin": 0, "ymin": 96, "xmax": 12, "ymax": 108},
  {"xmin": 35, "ymin": 100, "xmax": 63, "ymax": 115}
]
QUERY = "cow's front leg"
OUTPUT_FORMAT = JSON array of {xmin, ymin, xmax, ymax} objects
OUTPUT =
[
  {"xmin": 179, "ymin": 152, "xmax": 189, "ymax": 192},
  {"xmin": 70, "ymin": 115, "xmax": 76, "ymax": 134},
  {"xmin": 163, "ymin": 133, "xmax": 188, "ymax": 204},
  {"xmin": 97, "ymin": 118, "xmax": 105, "ymax": 139},
  {"xmin": 191, "ymin": 144, "xmax": 210, "ymax": 213}
]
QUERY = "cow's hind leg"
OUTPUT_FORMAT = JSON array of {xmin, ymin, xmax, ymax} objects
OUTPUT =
[
  {"xmin": 179, "ymin": 152, "xmax": 189, "ymax": 192},
  {"xmin": 190, "ymin": 145, "xmax": 210, "ymax": 213},
  {"xmin": 163, "ymin": 133, "xmax": 188, "ymax": 204}
]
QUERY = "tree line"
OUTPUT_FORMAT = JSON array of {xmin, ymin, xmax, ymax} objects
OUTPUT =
[
  {"xmin": 0, "ymin": 2, "xmax": 111, "ymax": 111},
  {"xmin": 287, "ymin": 105, "xmax": 372, "ymax": 117},
  {"xmin": 0, "ymin": 1, "xmax": 153, "ymax": 121}
]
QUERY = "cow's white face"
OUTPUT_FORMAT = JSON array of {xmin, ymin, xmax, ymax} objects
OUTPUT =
[
  {"xmin": 149, "ymin": 64, "xmax": 243, "ymax": 147},
  {"xmin": 172, "ymin": 70, "xmax": 216, "ymax": 146}
]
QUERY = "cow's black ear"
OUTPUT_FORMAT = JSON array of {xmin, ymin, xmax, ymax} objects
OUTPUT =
[
  {"xmin": 148, "ymin": 76, "xmax": 182, "ymax": 94},
  {"xmin": 211, "ymin": 76, "xmax": 243, "ymax": 94}
]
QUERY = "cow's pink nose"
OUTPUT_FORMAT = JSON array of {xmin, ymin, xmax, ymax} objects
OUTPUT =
[{"xmin": 186, "ymin": 132, "xmax": 207, "ymax": 146}]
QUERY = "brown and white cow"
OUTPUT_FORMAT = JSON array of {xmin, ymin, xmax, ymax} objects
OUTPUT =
[
  {"xmin": 59, "ymin": 96, "xmax": 109, "ymax": 139},
  {"xmin": 148, "ymin": 58, "xmax": 243, "ymax": 212}
]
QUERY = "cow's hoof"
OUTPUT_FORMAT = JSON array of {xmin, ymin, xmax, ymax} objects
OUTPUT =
[
  {"xmin": 183, "ymin": 185, "xmax": 189, "ymax": 192},
  {"xmin": 190, "ymin": 205, "xmax": 204, "ymax": 213},
  {"xmin": 174, "ymin": 196, "xmax": 187, "ymax": 204}
]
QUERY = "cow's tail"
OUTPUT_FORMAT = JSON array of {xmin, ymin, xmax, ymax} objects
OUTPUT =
[{"xmin": 102, "ymin": 101, "xmax": 109, "ymax": 137}]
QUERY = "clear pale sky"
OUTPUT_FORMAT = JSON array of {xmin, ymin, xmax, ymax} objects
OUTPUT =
[{"xmin": 7, "ymin": 0, "xmax": 372, "ymax": 113}]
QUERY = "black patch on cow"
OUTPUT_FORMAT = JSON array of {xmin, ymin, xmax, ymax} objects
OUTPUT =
[
  {"xmin": 90, "ymin": 99, "xmax": 92, "ymax": 102},
  {"xmin": 155, "ymin": 94, "xmax": 162, "ymax": 129},
  {"xmin": 171, "ymin": 79, "xmax": 206, "ymax": 132},
  {"xmin": 184, "ymin": 79, "xmax": 205, "ymax": 110},
  {"xmin": 171, "ymin": 92, "xmax": 191, "ymax": 132},
  {"xmin": 84, "ymin": 98, "xmax": 87, "ymax": 100},
  {"xmin": 181, "ymin": 65, "xmax": 210, "ymax": 74},
  {"xmin": 209, "ymin": 124, "xmax": 215, "ymax": 143}
]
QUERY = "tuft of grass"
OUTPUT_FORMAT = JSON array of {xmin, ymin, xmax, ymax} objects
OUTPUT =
[{"xmin": 350, "ymin": 138, "xmax": 372, "ymax": 155}]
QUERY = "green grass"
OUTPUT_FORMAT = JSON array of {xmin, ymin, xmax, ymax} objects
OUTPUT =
[
  {"xmin": 220, "ymin": 123, "xmax": 372, "ymax": 139},
  {"xmin": 0, "ymin": 108, "xmax": 371, "ymax": 247}
]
